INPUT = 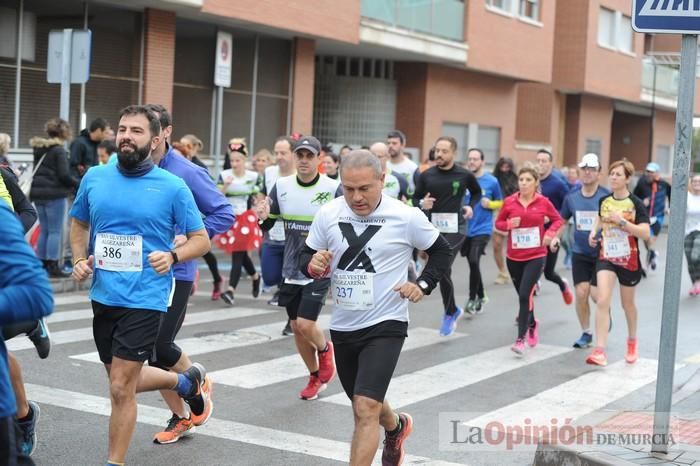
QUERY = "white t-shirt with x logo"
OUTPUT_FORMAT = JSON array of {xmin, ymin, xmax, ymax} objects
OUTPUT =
[{"xmin": 306, "ymin": 195, "xmax": 439, "ymax": 332}]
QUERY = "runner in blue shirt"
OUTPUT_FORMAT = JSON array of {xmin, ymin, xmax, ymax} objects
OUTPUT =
[
  {"xmin": 461, "ymin": 148, "xmax": 502, "ymax": 314},
  {"xmin": 560, "ymin": 153, "xmax": 610, "ymax": 348},
  {"xmin": 70, "ymin": 105, "xmax": 212, "ymax": 466},
  {"xmin": 536, "ymin": 149, "xmax": 574, "ymax": 305}
]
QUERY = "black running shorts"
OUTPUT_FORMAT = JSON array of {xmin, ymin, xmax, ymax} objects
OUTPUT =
[
  {"xmin": 331, "ymin": 320, "xmax": 407, "ymax": 403},
  {"xmin": 571, "ymin": 253, "xmax": 598, "ymax": 286},
  {"xmin": 92, "ymin": 301, "xmax": 162, "ymax": 364},
  {"xmin": 278, "ymin": 279, "xmax": 330, "ymax": 321},
  {"xmin": 595, "ymin": 260, "xmax": 642, "ymax": 287}
]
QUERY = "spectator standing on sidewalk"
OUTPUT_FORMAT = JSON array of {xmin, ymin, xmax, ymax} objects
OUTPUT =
[{"xmin": 29, "ymin": 118, "xmax": 79, "ymax": 278}]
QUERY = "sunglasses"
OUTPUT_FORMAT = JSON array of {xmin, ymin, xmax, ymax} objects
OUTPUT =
[{"xmin": 295, "ymin": 151, "xmax": 317, "ymax": 160}]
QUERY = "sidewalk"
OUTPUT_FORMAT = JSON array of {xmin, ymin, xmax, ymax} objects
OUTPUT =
[{"xmin": 535, "ymin": 379, "xmax": 700, "ymax": 465}]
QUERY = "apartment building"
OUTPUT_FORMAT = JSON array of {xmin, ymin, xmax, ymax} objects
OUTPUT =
[{"xmin": 0, "ymin": 0, "xmax": 693, "ymax": 174}]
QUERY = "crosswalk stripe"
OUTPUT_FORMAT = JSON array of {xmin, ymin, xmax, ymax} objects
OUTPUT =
[
  {"xmin": 25, "ymin": 383, "xmax": 464, "ymax": 465},
  {"xmin": 322, "ymin": 344, "xmax": 573, "ymax": 409},
  {"xmin": 47, "ymin": 309, "xmax": 93, "ymax": 323},
  {"xmin": 210, "ymin": 327, "xmax": 467, "ymax": 389},
  {"xmin": 69, "ymin": 315, "xmax": 332, "ymax": 363},
  {"xmin": 463, "ymin": 358, "xmax": 664, "ymax": 429},
  {"xmin": 53, "ymin": 294, "xmax": 91, "ymax": 306},
  {"xmin": 7, "ymin": 307, "xmax": 275, "ymax": 352}
]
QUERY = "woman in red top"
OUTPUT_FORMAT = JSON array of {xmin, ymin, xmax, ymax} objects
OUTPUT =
[{"xmin": 495, "ymin": 165, "xmax": 565, "ymax": 355}]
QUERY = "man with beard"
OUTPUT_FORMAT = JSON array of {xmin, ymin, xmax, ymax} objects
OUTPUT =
[
  {"xmin": 414, "ymin": 136, "xmax": 481, "ymax": 336},
  {"xmin": 70, "ymin": 105, "xmax": 211, "ymax": 465},
  {"xmin": 141, "ymin": 104, "xmax": 232, "ymax": 444}
]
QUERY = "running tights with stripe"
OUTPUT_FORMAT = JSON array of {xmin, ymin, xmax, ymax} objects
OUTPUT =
[
  {"xmin": 230, "ymin": 251, "xmax": 257, "ymax": 289},
  {"xmin": 507, "ymin": 257, "xmax": 545, "ymax": 340}
]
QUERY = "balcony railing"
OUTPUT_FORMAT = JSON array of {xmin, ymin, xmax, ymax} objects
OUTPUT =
[
  {"xmin": 641, "ymin": 59, "xmax": 679, "ymax": 100},
  {"xmin": 361, "ymin": 0, "xmax": 465, "ymax": 42}
]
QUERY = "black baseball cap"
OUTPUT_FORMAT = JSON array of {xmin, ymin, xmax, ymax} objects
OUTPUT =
[{"xmin": 293, "ymin": 136, "xmax": 321, "ymax": 155}]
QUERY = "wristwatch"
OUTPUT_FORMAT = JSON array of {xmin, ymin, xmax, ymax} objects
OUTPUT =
[
  {"xmin": 618, "ymin": 219, "xmax": 628, "ymax": 229},
  {"xmin": 417, "ymin": 280, "xmax": 429, "ymax": 294},
  {"xmin": 170, "ymin": 250, "xmax": 179, "ymax": 264}
]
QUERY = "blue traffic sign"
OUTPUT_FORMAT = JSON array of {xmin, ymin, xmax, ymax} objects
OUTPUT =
[{"xmin": 633, "ymin": 0, "xmax": 700, "ymax": 34}]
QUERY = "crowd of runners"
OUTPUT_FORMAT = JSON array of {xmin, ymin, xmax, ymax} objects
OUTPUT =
[{"xmin": 1, "ymin": 103, "xmax": 699, "ymax": 466}]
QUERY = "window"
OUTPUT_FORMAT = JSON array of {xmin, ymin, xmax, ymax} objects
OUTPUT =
[
  {"xmin": 519, "ymin": 0, "xmax": 539, "ymax": 21},
  {"xmin": 598, "ymin": 8, "xmax": 635, "ymax": 53},
  {"xmin": 442, "ymin": 123, "xmax": 470, "ymax": 162},
  {"xmin": 441, "ymin": 122, "xmax": 501, "ymax": 164},
  {"xmin": 585, "ymin": 138, "xmax": 602, "ymax": 157},
  {"xmin": 656, "ymin": 145, "xmax": 672, "ymax": 174},
  {"xmin": 487, "ymin": 0, "xmax": 512, "ymax": 11},
  {"xmin": 598, "ymin": 8, "xmax": 616, "ymax": 48},
  {"xmin": 618, "ymin": 15, "xmax": 633, "ymax": 53},
  {"xmin": 477, "ymin": 126, "xmax": 501, "ymax": 165},
  {"xmin": 486, "ymin": 0, "xmax": 540, "ymax": 22}
]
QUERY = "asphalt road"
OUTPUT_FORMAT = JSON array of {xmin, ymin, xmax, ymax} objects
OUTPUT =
[{"xmin": 9, "ymin": 232, "xmax": 700, "ymax": 466}]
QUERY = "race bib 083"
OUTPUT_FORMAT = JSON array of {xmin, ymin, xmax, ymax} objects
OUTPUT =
[{"xmin": 575, "ymin": 211, "xmax": 597, "ymax": 231}]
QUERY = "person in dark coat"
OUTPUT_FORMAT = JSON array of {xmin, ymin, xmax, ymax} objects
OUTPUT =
[
  {"xmin": 29, "ymin": 118, "xmax": 79, "ymax": 277},
  {"xmin": 68, "ymin": 117, "xmax": 109, "ymax": 179}
]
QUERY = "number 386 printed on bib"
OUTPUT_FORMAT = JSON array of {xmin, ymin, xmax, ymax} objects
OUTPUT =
[{"xmin": 95, "ymin": 233, "xmax": 143, "ymax": 272}]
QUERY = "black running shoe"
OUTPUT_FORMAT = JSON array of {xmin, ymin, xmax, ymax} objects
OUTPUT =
[
  {"xmin": 267, "ymin": 290, "xmax": 280, "ymax": 306},
  {"xmin": 252, "ymin": 276, "xmax": 261, "ymax": 298},
  {"xmin": 282, "ymin": 320, "xmax": 293, "ymax": 336},
  {"xmin": 221, "ymin": 290, "xmax": 235, "ymax": 306},
  {"xmin": 27, "ymin": 319, "xmax": 51, "ymax": 359}
]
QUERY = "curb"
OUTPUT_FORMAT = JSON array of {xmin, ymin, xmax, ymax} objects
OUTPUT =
[{"xmin": 534, "ymin": 443, "xmax": 638, "ymax": 466}]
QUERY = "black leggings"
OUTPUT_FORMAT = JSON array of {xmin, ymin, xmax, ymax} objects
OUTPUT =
[
  {"xmin": 463, "ymin": 235, "xmax": 490, "ymax": 300},
  {"xmin": 440, "ymin": 234, "xmax": 465, "ymax": 316},
  {"xmin": 203, "ymin": 251, "xmax": 222, "ymax": 283},
  {"xmin": 150, "ymin": 280, "xmax": 192, "ymax": 369},
  {"xmin": 507, "ymin": 257, "xmax": 545, "ymax": 340},
  {"xmin": 229, "ymin": 251, "xmax": 256, "ymax": 289},
  {"xmin": 544, "ymin": 247, "xmax": 566, "ymax": 291},
  {"xmin": 1, "ymin": 321, "xmax": 38, "ymax": 341}
]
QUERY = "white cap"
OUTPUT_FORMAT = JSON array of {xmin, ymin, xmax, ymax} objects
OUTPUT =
[{"xmin": 578, "ymin": 153, "xmax": 600, "ymax": 168}]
